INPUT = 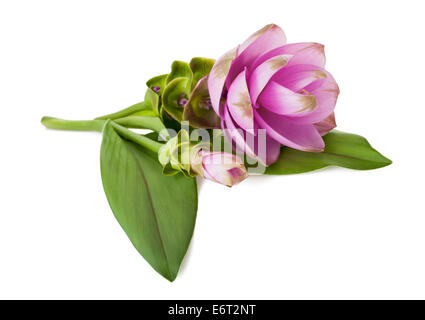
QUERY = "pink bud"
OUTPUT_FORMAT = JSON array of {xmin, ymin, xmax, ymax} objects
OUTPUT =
[{"xmin": 192, "ymin": 151, "xmax": 248, "ymax": 187}]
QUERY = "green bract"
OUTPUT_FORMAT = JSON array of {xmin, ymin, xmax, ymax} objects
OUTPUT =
[
  {"xmin": 146, "ymin": 74, "xmax": 167, "ymax": 95},
  {"xmin": 162, "ymin": 77, "xmax": 190, "ymax": 122},
  {"xmin": 182, "ymin": 76, "xmax": 221, "ymax": 129},
  {"xmin": 166, "ymin": 61, "xmax": 192, "ymax": 86},
  {"xmin": 158, "ymin": 129, "xmax": 190, "ymax": 175},
  {"xmin": 146, "ymin": 57, "xmax": 218, "ymax": 129},
  {"xmin": 189, "ymin": 57, "xmax": 215, "ymax": 89},
  {"xmin": 158, "ymin": 130, "xmax": 209, "ymax": 177}
]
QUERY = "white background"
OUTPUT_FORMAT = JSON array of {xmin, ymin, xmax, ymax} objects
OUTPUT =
[{"xmin": 1, "ymin": 0, "xmax": 424, "ymax": 299}]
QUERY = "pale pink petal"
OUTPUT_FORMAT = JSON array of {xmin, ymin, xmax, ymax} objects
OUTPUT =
[
  {"xmin": 263, "ymin": 135, "xmax": 281, "ymax": 165},
  {"xmin": 314, "ymin": 112, "xmax": 336, "ymax": 136},
  {"xmin": 202, "ymin": 151, "xmax": 243, "ymax": 168},
  {"xmin": 202, "ymin": 165, "xmax": 231, "ymax": 186},
  {"xmin": 265, "ymin": 65, "xmax": 339, "ymax": 124},
  {"xmin": 223, "ymin": 107, "xmax": 257, "ymax": 160},
  {"xmin": 223, "ymin": 108, "xmax": 281, "ymax": 165},
  {"xmin": 237, "ymin": 24, "xmax": 287, "ymax": 56},
  {"xmin": 208, "ymin": 47, "xmax": 237, "ymax": 116},
  {"xmin": 227, "ymin": 69, "xmax": 255, "ymax": 132},
  {"xmin": 250, "ymin": 42, "xmax": 326, "ymax": 72},
  {"xmin": 255, "ymin": 108, "xmax": 324, "ymax": 152},
  {"xmin": 249, "ymin": 54, "xmax": 293, "ymax": 103},
  {"xmin": 284, "ymin": 42, "xmax": 326, "ymax": 67},
  {"xmin": 258, "ymin": 81, "xmax": 317, "ymax": 116},
  {"xmin": 297, "ymin": 70, "xmax": 340, "ymax": 124},
  {"xmin": 271, "ymin": 64, "xmax": 328, "ymax": 92},
  {"xmin": 201, "ymin": 152, "xmax": 246, "ymax": 186},
  {"xmin": 226, "ymin": 25, "xmax": 287, "ymax": 87},
  {"xmin": 227, "ymin": 167, "xmax": 249, "ymax": 185}
]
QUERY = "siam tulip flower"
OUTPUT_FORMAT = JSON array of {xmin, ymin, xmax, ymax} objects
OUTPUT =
[
  {"xmin": 208, "ymin": 24, "xmax": 340, "ymax": 165},
  {"xmin": 158, "ymin": 130, "xmax": 248, "ymax": 187},
  {"xmin": 190, "ymin": 149, "xmax": 248, "ymax": 187}
]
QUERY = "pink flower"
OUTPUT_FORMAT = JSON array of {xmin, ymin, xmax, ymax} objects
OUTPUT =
[
  {"xmin": 191, "ymin": 150, "xmax": 248, "ymax": 187},
  {"xmin": 208, "ymin": 24, "xmax": 339, "ymax": 165}
]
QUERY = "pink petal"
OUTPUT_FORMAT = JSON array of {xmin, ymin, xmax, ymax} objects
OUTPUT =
[
  {"xmin": 227, "ymin": 167, "xmax": 249, "ymax": 185},
  {"xmin": 314, "ymin": 112, "xmax": 336, "ymax": 136},
  {"xmin": 263, "ymin": 135, "xmax": 281, "ymax": 165},
  {"xmin": 223, "ymin": 107, "xmax": 281, "ymax": 165},
  {"xmin": 267, "ymin": 65, "xmax": 340, "ymax": 124},
  {"xmin": 272, "ymin": 64, "xmax": 328, "ymax": 92},
  {"xmin": 258, "ymin": 81, "xmax": 318, "ymax": 116},
  {"xmin": 227, "ymin": 69, "xmax": 255, "ymax": 132},
  {"xmin": 223, "ymin": 107, "xmax": 257, "ymax": 160},
  {"xmin": 255, "ymin": 108, "xmax": 325, "ymax": 152},
  {"xmin": 208, "ymin": 47, "xmax": 237, "ymax": 117},
  {"xmin": 300, "ymin": 71, "xmax": 339, "ymax": 124},
  {"xmin": 249, "ymin": 54, "xmax": 293, "ymax": 103},
  {"xmin": 202, "ymin": 151, "xmax": 243, "ymax": 168},
  {"xmin": 202, "ymin": 159, "xmax": 247, "ymax": 186},
  {"xmin": 250, "ymin": 42, "xmax": 326, "ymax": 72},
  {"xmin": 226, "ymin": 24, "xmax": 287, "ymax": 87},
  {"xmin": 237, "ymin": 24, "xmax": 287, "ymax": 56},
  {"xmin": 283, "ymin": 42, "xmax": 326, "ymax": 67}
]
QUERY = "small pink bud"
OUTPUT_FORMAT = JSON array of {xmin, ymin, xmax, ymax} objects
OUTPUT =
[{"xmin": 191, "ymin": 150, "xmax": 248, "ymax": 187}]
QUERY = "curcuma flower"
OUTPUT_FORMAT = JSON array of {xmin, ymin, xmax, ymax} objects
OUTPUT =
[
  {"xmin": 208, "ymin": 24, "xmax": 340, "ymax": 165},
  {"xmin": 158, "ymin": 130, "xmax": 248, "ymax": 187}
]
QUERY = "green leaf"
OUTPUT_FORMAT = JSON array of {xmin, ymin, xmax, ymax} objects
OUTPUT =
[
  {"xmin": 166, "ymin": 61, "xmax": 192, "ymax": 85},
  {"xmin": 189, "ymin": 57, "xmax": 215, "ymax": 89},
  {"xmin": 265, "ymin": 130, "xmax": 392, "ymax": 175},
  {"xmin": 162, "ymin": 77, "xmax": 190, "ymax": 122},
  {"xmin": 100, "ymin": 122, "xmax": 198, "ymax": 281},
  {"xmin": 146, "ymin": 74, "xmax": 168, "ymax": 96},
  {"xmin": 182, "ymin": 76, "xmax": 220, "ymax": 129}
]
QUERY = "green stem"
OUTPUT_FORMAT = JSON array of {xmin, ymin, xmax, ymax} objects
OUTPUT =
[
  {"xmin": 95, "ymin": 102, "xmax": 146, "ymax": 120},
  {"xmin": 114, "ymin": 116, "xmax": 170, "ymax": 140},
  {"xmin": 111, "ymin": 122, "xmax": 162, "ymax": 153},
  {"xmin": 42, "ymin": 115, "xmax": 165, "ymax": 153},
  {"xmin": 41, "ymin": 116, "xmax": 106, "ymax": 132}
]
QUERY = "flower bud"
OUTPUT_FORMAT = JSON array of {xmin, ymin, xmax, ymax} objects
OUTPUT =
[
  {"xmin": 191, "ymin": 150, "xmax": 248, "ymax": 187},
  {"xmin": 158, "ymin": 130, "xmax": 248, "ymax": 186}
]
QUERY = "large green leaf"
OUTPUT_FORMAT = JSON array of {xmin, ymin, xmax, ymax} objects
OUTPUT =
[
  {"xmin": 266, "ymin": 130, "xmax": 392, "ymax": 175},
  {"xmin": 100, "ymin": 122, "xmax": 197, "ymax": 281}
]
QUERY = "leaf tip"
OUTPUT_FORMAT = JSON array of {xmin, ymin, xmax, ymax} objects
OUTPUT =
[
  {"xmin": 381, "ymin": 156, "xmax": 392, "ymax": 167},
  {"xmin": 165, "ymin": 274, "xmax": 177, "ymax": 282}
]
